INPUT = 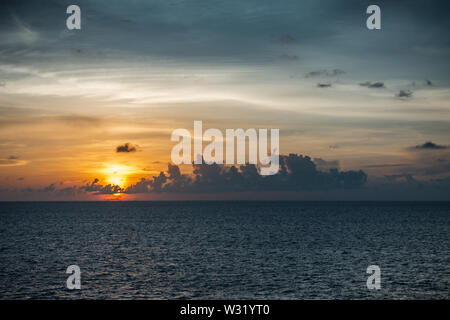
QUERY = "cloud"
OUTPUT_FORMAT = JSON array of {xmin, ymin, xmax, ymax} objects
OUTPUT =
[
  {"xmin": 19, "ymin": 182, "xmax": 85, "ymax": 197},
  {"xmin": 7, "ymin": 154, "xmax": 449, "ymax": 200},
  {"xmin": 383, "ymin": 174, "xmax": 420, "ymax": 186},
  {"xmin": 397, "ymin": 90, "xmax": 413, "ymax": 98},
  {"xmin": 306, "ymin": 69, "xmax": 345, "ymax": 78},
  {"xmin": 359, "ymin": 81, "xmax": 385, "ymax": 88},
  {"xmin": 329, "ymin": 69, "xmax": 345, "ymax": 76},
  {"xmin": 80, "ymin": 178, "xmax": 122, "ymax": 194},
  {"xmin": 39, "ymin": 183, "xmax": 56, "ymax": 193},
  {"xmin": 413, "ymin": 141, "xmax": 447, "ymax": 150},
  {"xmin": 0, "ymin": 157, "xmax": 27, "ymax": 166},
  {"xmin": 314, "ymin": 158, "xmax": 339, "ymax": 171},
  {"xmin": 116, "ymin": 143, "xmax": 138, "ymax": 153},
  {"xmin": 123, "ymin": 154, "xmax": 367, "ymax": 194},
  {"xmin": 56, "ymin": 115, "xmax": 102, "ymax": 127},
  {"xmin": 363, "ymin": 163, "xmax": 410, "ymax": 168}
]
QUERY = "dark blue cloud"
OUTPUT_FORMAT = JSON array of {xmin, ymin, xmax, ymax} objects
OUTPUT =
[
  {"xmin": 413, "ymin": 141, "xmax": 447, "ymax": 150},
  {"xmin": 123, "ymin": 154, "xmax": 368, "ymax": 193}
]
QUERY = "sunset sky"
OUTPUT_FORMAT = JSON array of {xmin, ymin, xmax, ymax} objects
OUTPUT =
[{"xmin": 1, "ymin": 0, "xmax": 449, "ymax": 200}]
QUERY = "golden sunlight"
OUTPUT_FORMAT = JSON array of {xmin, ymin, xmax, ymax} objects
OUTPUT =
[{"xmin": 101, "ymin": 164, "xmax": 135, "ymax": 188}]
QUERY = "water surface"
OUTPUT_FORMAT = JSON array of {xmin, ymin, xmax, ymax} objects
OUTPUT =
[{"xmin": 0, "ymin": 201, "xmax": 449, "ymax": 299}]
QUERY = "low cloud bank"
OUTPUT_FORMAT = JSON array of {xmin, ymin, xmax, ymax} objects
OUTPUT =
[{"xmin": 124, "ymin": 154, "xmax": 367, "ymax": 194}]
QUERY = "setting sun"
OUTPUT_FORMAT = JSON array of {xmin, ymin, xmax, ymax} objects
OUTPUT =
[{"xmin": 101, "ymin": 164, "xmax": 135, "ymax": 188}]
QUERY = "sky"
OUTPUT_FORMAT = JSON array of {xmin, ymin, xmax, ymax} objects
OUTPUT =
[{"xmin": 0, "ymin": 0, "xmax": 449, "ymax": 200}]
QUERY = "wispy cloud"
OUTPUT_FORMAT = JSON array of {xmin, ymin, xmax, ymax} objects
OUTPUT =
[
  {"xmin": 397, "ymin": 89, "xmax": 413, "ymax": 98},
  {"xmin": 359, "ymin": 81, "xmax": 385, "ymax": 89}
]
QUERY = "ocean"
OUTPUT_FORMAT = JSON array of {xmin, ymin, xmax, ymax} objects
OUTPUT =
[{"xmin": 0, "ymin": 201, "xmax": 449, "ymax": 299}]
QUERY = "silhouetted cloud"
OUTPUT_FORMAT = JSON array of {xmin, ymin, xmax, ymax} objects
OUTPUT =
[
  {"xmin": 384, "ymin": 174, "xmax": 420, "ymax": 186},
  {"xmin": 116, "ymin": 143, "xmax": 138, "ymax": 153},
  {"xmin": 363, "ymin": 163, "xmax": 410, "ymax": 168},
  {"xmin": 123, "ymin": 154, "xmax": 367, "ymax": 194},
  {"xmin": 413, "ymin": 141, "xmax": 447, "ymax": 150},
  {"xmin": 39, "ymin": 183, "xmax": 56, "ymax": 193},
  {"xmin": 19, "ymin": 183, "xmax": 84, "ymax": 197},
  {"xmin": 81, "ymin": 178, "xmax": 122, "ymax": 194},
  {"xmin": 8, "ymin": 154, "xmax": 450, "ymax": 200},
  {"xmin": 314, "ymin": 158, "xmax": 339, "ymax": 171},
  {"xmin": 360, "ymin": 81, "xmax": 385, "ymax": 88}
]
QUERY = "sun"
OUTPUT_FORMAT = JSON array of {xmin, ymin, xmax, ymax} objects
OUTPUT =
[
  {"xmin": 108, "ymin": 176, "xmax": 126, "ymax": 187},
  {"xmin": 101, "ymin": 164, "xmax": 134, "ymax": 188}
]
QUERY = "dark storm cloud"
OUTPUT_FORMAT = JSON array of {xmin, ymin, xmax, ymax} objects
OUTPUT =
[
  {"xmin": 359, "ymin": 81, "xmax": 385, "ymax": 88},
  {"xmin": 413, "ymin": 141, "xmax": 447, "ymax": 150},
  {"xmin": 116, "ymin": 143, "xmax": 137, "ymax": 153}
]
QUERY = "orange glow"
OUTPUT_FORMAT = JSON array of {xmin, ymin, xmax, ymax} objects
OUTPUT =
[
  {"xmin": 103, "ymin": 192, "xmax": 132, "ymax": 201},
  {"xmin": 100, "ymin": 164, "xmax": 136, "ymax": 188}
]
